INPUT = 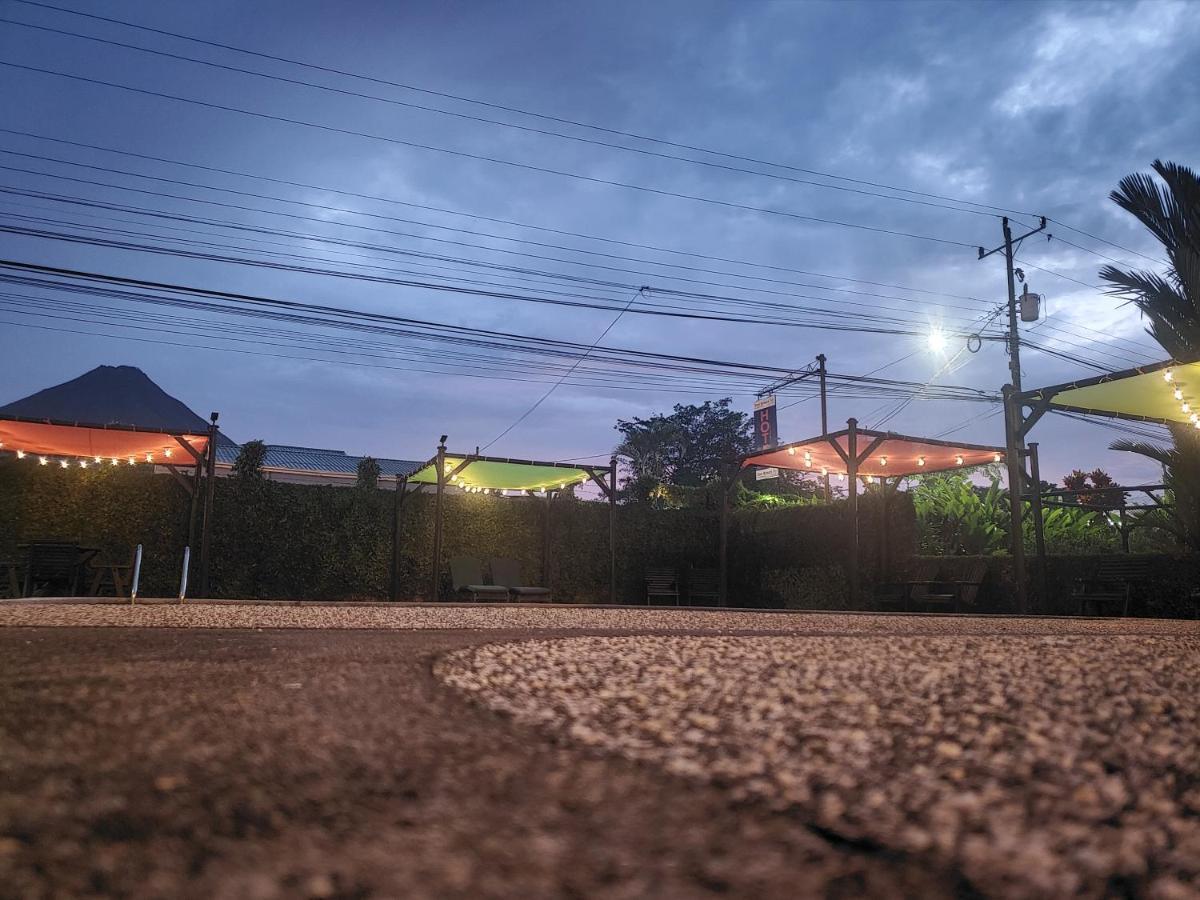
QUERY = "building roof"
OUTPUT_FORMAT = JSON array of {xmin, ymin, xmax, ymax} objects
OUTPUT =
[
  {"xmin": 215, "ymin": 443, "xmax": 423, "ymax": 479},
  {"xmin": 742, "ymin": 428, "xmax": 1004, "ymax": 478}
]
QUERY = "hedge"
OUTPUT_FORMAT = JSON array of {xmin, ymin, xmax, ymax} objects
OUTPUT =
[{"xmin": 0, "ymin": 459, "xmax": 939, "ymax": 606}]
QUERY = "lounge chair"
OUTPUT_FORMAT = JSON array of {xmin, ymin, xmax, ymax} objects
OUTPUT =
[
  {"xmin": 489, "ymin": 558, "xmax": 552, "ymax": 602},
  {"xmin": 874, "ymin": 559, "xmax": 939, "ymax": 612},
  {"xmin": 449, "ymin": 556, "xmax": 509, "ymax": 602},
  {"xmin": 917, "ymin": 559, "xmax": 988, "ymax": 613},
  {"xmin": 645, "ymin": 567, "xmax": 680, "ymax": 605},
  {"xmin": 1074, "ymin": 557, "xmax": 1153, "ymax": 616},
  {"xmin": 23, "ymin": 541, "xmax": 84, "ymax": 597}
]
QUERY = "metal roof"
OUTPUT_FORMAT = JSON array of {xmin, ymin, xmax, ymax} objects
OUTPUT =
[{"xmin": 216, "ymin": 443, "xmax": 423, "ymax": 478}]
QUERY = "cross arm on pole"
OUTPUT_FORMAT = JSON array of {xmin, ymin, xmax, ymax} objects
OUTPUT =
[{"xmin": 978, "ymin": 217, "xmax": 1047, "ymax": 259}]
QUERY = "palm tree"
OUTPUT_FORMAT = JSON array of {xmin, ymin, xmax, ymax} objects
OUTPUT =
[
  {"xmin": 1110, "ymin": 425, "xmax": 1200, "ymax": 551},
  {"xmin": 1099, "ymin": 160, "xmax": 1200, "ymax": 357},
  {"xmin": 1103, "ymin": 160, "xmax": 1200, "ymax": 548}
]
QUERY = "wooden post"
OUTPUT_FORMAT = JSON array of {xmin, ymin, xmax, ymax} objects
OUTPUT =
[
  {"xmin": 847, "ymin": 417, "xmax": 859, "ymax": 606},
  {"xmin": 390, "ymin": 475, "xmax": 409, "ymax": 601},
  {"xmin": 430, "ymin": 441, "xmax": 446, "ymax": 602},
  {"xmin": 1027, "ymin": 442, "xmax": 1048, "ymax": 612},
  {"xmin": 719, "ymin": 473, "xmax": 731, "ymax": 607},
  {"xmin": 199, "ymin": 412, "xmax": 219, "ymax": 598},
  {"xmin": 543, "ymin": 489, "xmax": 553, "ymax": 592},
  {"xmin": 818, "ymin": 353, "xmax": 831, "ymax": 502},
  {"xmin": 608, "ymin": 456, "xmax": 617, "ymax": 605}
]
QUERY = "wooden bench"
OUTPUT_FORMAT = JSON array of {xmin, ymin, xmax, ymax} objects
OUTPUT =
[
  {"xmin": 687, "ymin": 567, "xmax": 720, "ymax": 606},
  {"xmin": 645, "ymin": 567, "xmax": 680, "ymax": 605},
  {"xmin": 1074, "ymin": 557, "xmax": 1154, "ymax": 616}
]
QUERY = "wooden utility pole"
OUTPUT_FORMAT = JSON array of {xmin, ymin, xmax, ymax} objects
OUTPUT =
[{"xmin": 979, "ymin": 216, "xmax": 1045, "ymax": 614}]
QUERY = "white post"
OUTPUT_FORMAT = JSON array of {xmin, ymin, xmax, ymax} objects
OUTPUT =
[
  {"xmin": 130, "ymin": 544, "xmax": 143, "ymax": 604},
  {"xmin": 178, "ymin": 546, "xmax": 190, "ymax": 603}
]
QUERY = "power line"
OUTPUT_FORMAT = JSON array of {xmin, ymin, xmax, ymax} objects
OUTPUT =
[
  {"xmin": 4, "ymin": 0, "xmax": 1041, "ymax": 218},
  {"xmin": 481, "ymin": 288, "xmax": 644, "ymax": 452},
  {"xmin": 0, "ymin": 60, "xmax": 982, "ymax": 250}
]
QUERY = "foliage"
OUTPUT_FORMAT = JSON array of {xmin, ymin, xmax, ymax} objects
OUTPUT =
[
  {"xmin": 1111, "ymin": 424, "xmax": 1200, "ymax": 551},
  {"xmin": 1062, "ymin": 468, "xmax": 1125, "ymax": 509},
  {"xmin": 1100, "ymin": 159, "xmax": 1200, "ymax": 552},
  {"xmin": 911, "ymin": 471, "xmax": 1116, "ymax": 556},
  {"xmin": 1099, "ymin": 160, "xmax": 1200, "ymax": 358},
  {"xmin": 356, "ymin": 456, "xmax": 381, "ymax": 491},
  {"xmin": 762, "ymin": 564, "xmax": 849, "ymax": 610},
  {"xmin": 910, "ymin": 472, "xmax": 1007, "ymax": 555},
  {"xmin": 616, "ymin": 399, "xmax": 753, "ymax": 497},
  {"xmin": 232, "ymin": 439, "xmax": 267, "ymax": 480}
]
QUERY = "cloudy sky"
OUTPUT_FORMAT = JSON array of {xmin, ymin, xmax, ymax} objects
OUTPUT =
[{"xmin": 1, "ymin": 0, "xmax": 1198, "ymax": 486}]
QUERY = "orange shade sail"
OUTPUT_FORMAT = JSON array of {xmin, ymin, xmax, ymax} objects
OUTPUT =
[
  {"xmin": 0, "ymin": 416, "xmax": 208, "ymax": 465},
  {"xmin": 742, "ymin": 428, "xmax": 1003, "ymax": 478}
]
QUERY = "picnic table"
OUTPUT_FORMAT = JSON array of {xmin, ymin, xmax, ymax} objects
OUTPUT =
[{"xmin": 3, "ymin": 542, "xmax": 101, "ymax": 598}]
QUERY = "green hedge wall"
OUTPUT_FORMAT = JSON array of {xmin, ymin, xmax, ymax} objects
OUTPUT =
[{"xmin": 1, "ymin": 460, "xmax": 916, "ymax": 604}]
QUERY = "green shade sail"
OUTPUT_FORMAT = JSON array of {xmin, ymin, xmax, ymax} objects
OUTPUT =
[
  {"xmin": 1024, "ymin": 359, "xmax": 1199, "ymax": 425},
  {"xmin": 408, "ymin": 455, "xmax": 595, "ymax": 492}
]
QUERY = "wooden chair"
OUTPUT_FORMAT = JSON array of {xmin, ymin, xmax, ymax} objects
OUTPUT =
[
  {"xmin": 645, "ymin": 567, "xmax": 680, "ymax": 605},
  {"xmin": 89, "ymin": 549, "xmax": 136, "ymax": 599},
  {"xmin": 687, "ymin": 567, "xmax": 720, "ymax": 606},
  {"xmin": 919, "ymin": 559, "xmax": 988, "ymax": 613},
  {"xmin": 448, "ymin": 556, "xmax": 509, "ymax": 602},
  {"xmin": 489, "ymin": 558, "xmax": 551, "ymax": 603},
  {"xmin": 874, "ymin": 559, "xmax": 940, "ymax": 612},
  {"xmin": 23, "ymin": 542, "xmax": 83, "ymax": 597},
  {"xmin": 0, "ymin": 559, "xmax": 22, "ymax": 599},
  {"xmin": 1074, "ymin": 557, "xmax": 1153, "ymax": 616}
]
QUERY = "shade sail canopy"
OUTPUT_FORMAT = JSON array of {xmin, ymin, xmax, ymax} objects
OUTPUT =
[
  {"xmin": 742, "ymin": 428, "xmax": 1004, "ymax": 478},
  {"xmin": 1022, "ymin": 359, "xmax": 1196, "ymax": 425},
  {"xmin": 408, "ymin": 453, "xmax": 597, "ymax": 491},
  {"xmin": 0, "ymin": 415, "xmax": 209, "ymax": 465}
]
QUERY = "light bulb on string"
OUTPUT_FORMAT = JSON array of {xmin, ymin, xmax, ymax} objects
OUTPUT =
[
  {"xmin": 39, "ymin": 456, "xmax": 48, "ymax": 465},
  {"xmin": 79, "ymin": 459, "xmax": 88, "ymax": 468},
  {"xmin": 16, "ymin": 450, "xmax": 25, "ymax": 459},
  {"xmin": 127, "ymin": 457, "xmax": 135, "ymax": 466},
  {"xmin": 59, "ymin": 460, "xmax": 68, "ymax": 469},
  {"xmin": 1164, "ymin": 369, "xmax": 1175, "ymax": 382},
  {"xmin": 993, "ymin": 453, "xmax": 1002, "ymax": 463},
  {"xmin": 955, "ymin": 455, "xmax": 964, "ymax": 466},
  {"xmin": 1174, "ymin": 388, "xmax": 1184, "ymax": 400},
  {"xmin": 917, "ymin": 456, "xmax": 926, "ymax": 467}
]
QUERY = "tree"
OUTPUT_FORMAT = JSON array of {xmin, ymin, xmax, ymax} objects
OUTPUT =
[
  {"xmin": 1062, "ymin": 468, "xmax": 1125, "ymax": 509},
  {"xmin": 1099, "ymin": 160, "xmax": 1200, "ymax": 357},
  {"xmin": 232, "ymin": 439, "xmax": 267, "ymax": 480},
  {"xmin": 615, "ymin": 399, "xmax": 754, "ymax": 501},
  {"xmin": 1102, "ymin": 160, "xmax": 1200, "ymax": 548},
  {"xmin": 356, "ymin": 456, "xmax": 381, "ymax": 491}
]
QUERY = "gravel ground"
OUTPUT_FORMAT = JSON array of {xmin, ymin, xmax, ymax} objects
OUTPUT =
[
  {"xmin": 440, "ymin": 631, "xmax": 1200, "ymax": 898},
  {"xmin": 0, "ymin": 627, "xmax": 956, "ymax": 899},
  {"xmin": 2, "ymin": 601, "xmax": 1198, "ymax": 636}
]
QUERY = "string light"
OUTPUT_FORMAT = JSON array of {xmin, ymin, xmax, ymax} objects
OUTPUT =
[
  {"xmin": 1174, "ymin": 388, "xmax": 1184, "ymax": 401},
  {"xmin": 993, "ymin": 453, "xmax": 1002, "ymax": 463},
  {"xmin": 955, "ymin": 455, "xmax": 964, "ymax": 466},
  {"xmin": 786, "ymin": 447, "xmax": 796, "ymax": 456},
  {"xmin": 93, "ymin": 456, "xmax": 102, "ymax": 464},
  {"xmin": 1164, "ymin": 369, "xmax": 1175, "ymax": 382},
  {"xmin": 79, "ymin": 459, "xmax": 88, "ymax": 468},
  {"xmin": 110, "ymin": 458, "xmax": 119, "ymax": 466},
  {"xmin": 1183, "ymin": 403, "xmax": 1191, "ymax": 414},
  {"xmin": 145, "ymin": 453, "xmax": 153, "ymax": 463},
  {"xmin": 16, "ymin": 450, "xmax": 25, "ymax": 459},
  {"xmin": 39, "ymin": 456, "xmax": 48, "ymax": 465},
  {"xmin": 917, "ymin": 456, "xmax": 926, "ymax": 467},
  {"xmin": 59, "ymin": 460, "xmax": 68, "ymax": 469},
  {"xmin": 820, "ymin": 467, "xmax": 828, "ymax": 476},
  {"xmin": 559, "ymin": 483, "xmax": 567, "ymax": 490},
  {"xmin": 879, "ymin": 456, "xmax": 887, "ymax": 467},
  {"xmin": 164, "ymin": 448, "xmax": 173, "ymax": 458},
  {"xmin": 127, "ymin": 457, "xmax": 136, "ymax": 465}
]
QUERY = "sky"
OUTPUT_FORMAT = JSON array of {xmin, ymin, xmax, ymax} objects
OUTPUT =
[{"xmin": 1, "ymin": 0, "xmax": 1198, "ymax": 490}]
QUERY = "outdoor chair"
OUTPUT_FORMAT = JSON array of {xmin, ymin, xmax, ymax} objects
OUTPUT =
[
  {"xmin": 1073, "ymin": 557, "xmax": 1153, "ymax": 616},
  {"xmin": 88, "ymin": 549, "xmax": 136, "ymax": 599},
  {"xmin": 23, "ymin": 541, "xmax": 85, "ymax": 597},
  {"xmin": 917, "ymin": 559, "xmax": 988, "ymax": 613},
  {"xmin": 687, "ymin": 567, "xmax": 720, "ymax": 606},
  {"xmin": 489, "ymin": 558, "xmax": 552, "ymax": 602},
  {"xmin": 874, "ymin": 559, "xmax": 940, "ymax": 612},
  {"xmin": 645, "ymin": 567, "xmax": 680, "ymax": 605},
  {"xmin": 0, "ymin": 559, "xmax": 22, "ymax": 599},
  {"xmin": 448, "ymin": 556, "xmax": 510, "ymax": 602}
]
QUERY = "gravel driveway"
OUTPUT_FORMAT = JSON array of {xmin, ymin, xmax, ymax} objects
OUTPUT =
[{"xmin": 2, "ymin": 606, "xmax": 1197, "ymax": 898}]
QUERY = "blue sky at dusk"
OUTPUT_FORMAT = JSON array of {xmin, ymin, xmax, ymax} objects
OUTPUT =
[{"xmin": 2, "ymin": 0, "xmax": 1198, "ymax": 485}]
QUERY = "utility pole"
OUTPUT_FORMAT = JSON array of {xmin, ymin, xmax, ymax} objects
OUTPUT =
[
  {"xmin": 979, "ymin": 216, "xmax": 1046, "ymax": 614},
  {"xmin": 817, "ymin": 354, "xmax": 831, "ymax": 501}
]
